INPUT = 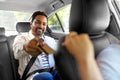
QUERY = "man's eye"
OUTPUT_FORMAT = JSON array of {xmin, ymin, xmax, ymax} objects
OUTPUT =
[
  {"xmin": 43, "ymin": 23, "xmax": 47, "ymax": 26},
  {"xmin": 35, "ymin": 21, "xmax": 40, "ymax": 24}
]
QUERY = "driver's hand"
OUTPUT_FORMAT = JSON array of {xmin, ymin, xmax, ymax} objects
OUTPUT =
[{"xmin": 62, "ymin": 32, "xmax": 94, "ymax": 62}]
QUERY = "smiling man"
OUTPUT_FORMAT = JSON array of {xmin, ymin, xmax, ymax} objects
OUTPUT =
[{"xmin": 13, "ymin": 11, "xmax": 61, "ymax": 80}]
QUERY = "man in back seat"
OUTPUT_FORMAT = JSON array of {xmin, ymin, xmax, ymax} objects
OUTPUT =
[{"xmin": 13, "ymin": 11, "xmax": 61, "ymax": 80}]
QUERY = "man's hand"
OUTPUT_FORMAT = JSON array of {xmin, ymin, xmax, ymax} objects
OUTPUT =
[
  {"xmin": 62, "ymin": 32, "xmax": 94, "ymax": 62},
  {"xmin": 63, "ymin": 32, "xmax": 103, "ymax": 80},
  {"xmin": 24, "ymin": 37, "xmax": 44, "ymax": 57}
]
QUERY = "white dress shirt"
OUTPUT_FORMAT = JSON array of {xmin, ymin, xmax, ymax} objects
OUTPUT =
[{"xmin": 13, "ymin": 30, "xmax": 57, "ymax": 79}]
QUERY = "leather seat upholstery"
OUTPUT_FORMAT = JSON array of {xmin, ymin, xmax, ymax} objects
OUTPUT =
[
  {"xmin": 16, "ymin": 22, "xmax": 52, "ymax": 36},
  {"xmin": 0, "ymin": 28, "xmax": 15, "ymax": 80},
  {"xmin": 7, "ymin": 22, "xmax": 32, "ymax": 80},
  {"xmin": 0, "ymin": 28, "xmax": 5, "ymax": 35},
  {"xmin": 55, "ymin": 0, "xmax": 119, "ymax": 80},
  {"xmin": 16, "ymin": 22, "xmax": 31, "ymax": 33},
  {"xmin": 0, "ymin": 22, "xmax": 32, "ymax": 80},
  {"xmin": 69, "ymin": 0, "xmax": 118, "ymax": 56},
  {"xmin": 7, "ymin": 35, "xmax": 20, "ymax": 80}
]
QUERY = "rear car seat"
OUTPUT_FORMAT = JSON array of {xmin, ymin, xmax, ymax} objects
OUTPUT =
[
  {"xmin": 0, "ymin": 22, "xmax": 32, "ymax": 80},
  {"xmin": 7, "ymin": 22, "xmax": 32, "ymax": 80},
  {"xmin": 0, "ymin": 27, "xmax": 15, "ymax": 80},
  {"xmin": 16, "ymin": 22, "xmax": 31, "ymax": 33},
  {"xmin": 7, "ymin": 35, "xmax": 20, "ymax": 80},
  {"xmin": 0, "ymin": 21, "xmax": 55, "ymax": 80}
]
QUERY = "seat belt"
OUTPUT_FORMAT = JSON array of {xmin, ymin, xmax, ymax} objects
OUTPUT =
[
  {"xmin": 21, "ymin": 40, "xmax": 55, "ymax": 80},
  {"xmin": 21, "ymin": 38, "xmax": 44, "ymax": 80},
  {"xmin": 21, "ymin": 56, "xmax": 37, "ymax": 80}
]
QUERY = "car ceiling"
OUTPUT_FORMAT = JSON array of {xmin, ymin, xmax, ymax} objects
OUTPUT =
[{"xmin": 0, "ymin": 0, "xmax": 72, "ymax": 15}]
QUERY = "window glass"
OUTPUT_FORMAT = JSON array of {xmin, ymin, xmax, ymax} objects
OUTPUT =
[
  {"xmin": 48, "ymin": 4, "xmax": 71, "ymax": 33},
  {"xmin": 48, "ymin": 14, "xmax": 62, "ymax": 32},
  {"xmin": 111, "ymin": 0, "xmax": 120, "ymax": 27},
  {"xmin": 0, "ymin": 10, "xmax": 31, "ymax": 36},
  {"xmin": 114, "ymin": 0, "xmax": 120, "ymax": 9}
]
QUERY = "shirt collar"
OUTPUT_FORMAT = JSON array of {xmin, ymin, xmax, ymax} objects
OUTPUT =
[{"xmin": 28, "ymin": 30, "xmax": 45, "ymax": 41}]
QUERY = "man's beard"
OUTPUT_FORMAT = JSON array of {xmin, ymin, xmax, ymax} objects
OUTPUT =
[{"xmin": 36, "ymin": 27, "xmax": 45, "ymax": 36}]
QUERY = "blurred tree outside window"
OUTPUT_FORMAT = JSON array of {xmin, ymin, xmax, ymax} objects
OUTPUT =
[{"xmin": 48, "ymin": 4, "xmax": 71, "ymax": 33}]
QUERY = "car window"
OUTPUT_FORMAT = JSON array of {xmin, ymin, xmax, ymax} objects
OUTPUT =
[
  {"xmin": 48, "ymin": 4, "xmax": 71, "ymax": 33},
  {"xmin": 0, "ymin": 10, "xmax": 31, "ymax": 36},
  {"xmin": 108, "ymin": 0, "xmax": 120, "ymax": 27},
  {"xmin": 114, "ymin": 0, "xmax": 120, "ymax": 9},
  {"xmin": 0, "ymin": 5, "xmax": 71, "ymax": 36}
]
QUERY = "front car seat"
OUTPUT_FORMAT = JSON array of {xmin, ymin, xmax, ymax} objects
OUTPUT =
[{"xmin": 54, "ymin": 0, "xmax": 119, "ymax": 80}]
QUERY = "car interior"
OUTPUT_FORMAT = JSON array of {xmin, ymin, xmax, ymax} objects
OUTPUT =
[
  {"xmin": 0, "ymin": 0, "xmax": 120, "ymax": 80},
  {"xmin": 55, "ymin": 0, "xmax": 119, "ymax": 80}
]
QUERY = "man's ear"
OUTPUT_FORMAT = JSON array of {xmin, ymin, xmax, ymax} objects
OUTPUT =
[
  {"xmin": 30, "ymin": 22, "xmax": 32, "ymax": 28},
  {"xmin": 30, "ymin": 22, "xmax": 32, "ymax": 25}
]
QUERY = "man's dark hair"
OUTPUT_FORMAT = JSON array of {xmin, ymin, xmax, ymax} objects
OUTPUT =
[{"xmin": 31, "ymin": 11, "xmax": 47, "ymax": 22}]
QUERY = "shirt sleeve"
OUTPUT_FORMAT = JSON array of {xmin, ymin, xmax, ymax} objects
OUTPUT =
[
  {"xmin": 96, "ymin": 45, "xmax": 120, "ymax": 80},
  {"xmin": 45, "ymin": 36, "xmax": 57, "ymax": 51},
  {"xmin": 51, "ymin": 38, "xmax": 57, "ymax": 51},
  {"xmin": 13, "ymin": 35, "xmax": 28, "ymax": 59}
]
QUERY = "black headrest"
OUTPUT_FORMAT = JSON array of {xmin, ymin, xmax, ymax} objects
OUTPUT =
[
  {"xmin": 16, "ymin": 22, "xmax": 31, "ymax": 33},
  {"xmin": 0, "ymin": 28, "xmax": 5, "ymax": 35},
  {"xmin": 69, "ymin": 0, "xmax": 110, "ymax": 35},
  {"xmin": 0, "ymin": 28, "xmax": 6, "ymax": 42}
]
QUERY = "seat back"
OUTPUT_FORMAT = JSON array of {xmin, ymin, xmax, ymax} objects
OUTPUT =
[
  {"xmin": 6, "ymin": 22, "xmax": 32, "ymax": 80},
  {"xmin": 7, "ymin": 35, "xmax": 20, "ymax": 80},
  {"xmin": 0, "ymin": 27, "xmax": 5, "ymax": 35},
  {"xmin": 16, "ymin": 22, "xmax": 52, "ymax": 36},
  {"xmin": 55, "ymin": 0, "xmax": 119, "ymax": 80},
  {"xmin": 16, "ymin": 22, "xmax": 31, "ymax": 33},
  {"xmin": 0, "ymin": 28, "xmax": 15, "ymax": 80},
  {"xmin": 69, "ymin": 0, "xmax": 118, "ymax": 56},
  {"xmin": 106, "ymin": 14, "xmax": 120, "ymax": 39},
  {"xmin": 0, "ymin": 22, "xmax": 31, "ymax": 80}
]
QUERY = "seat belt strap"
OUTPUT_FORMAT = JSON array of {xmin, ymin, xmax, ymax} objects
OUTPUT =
[{"xmin": 21, "ymin": 56, "xmax": 37, "ymax": 80}]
